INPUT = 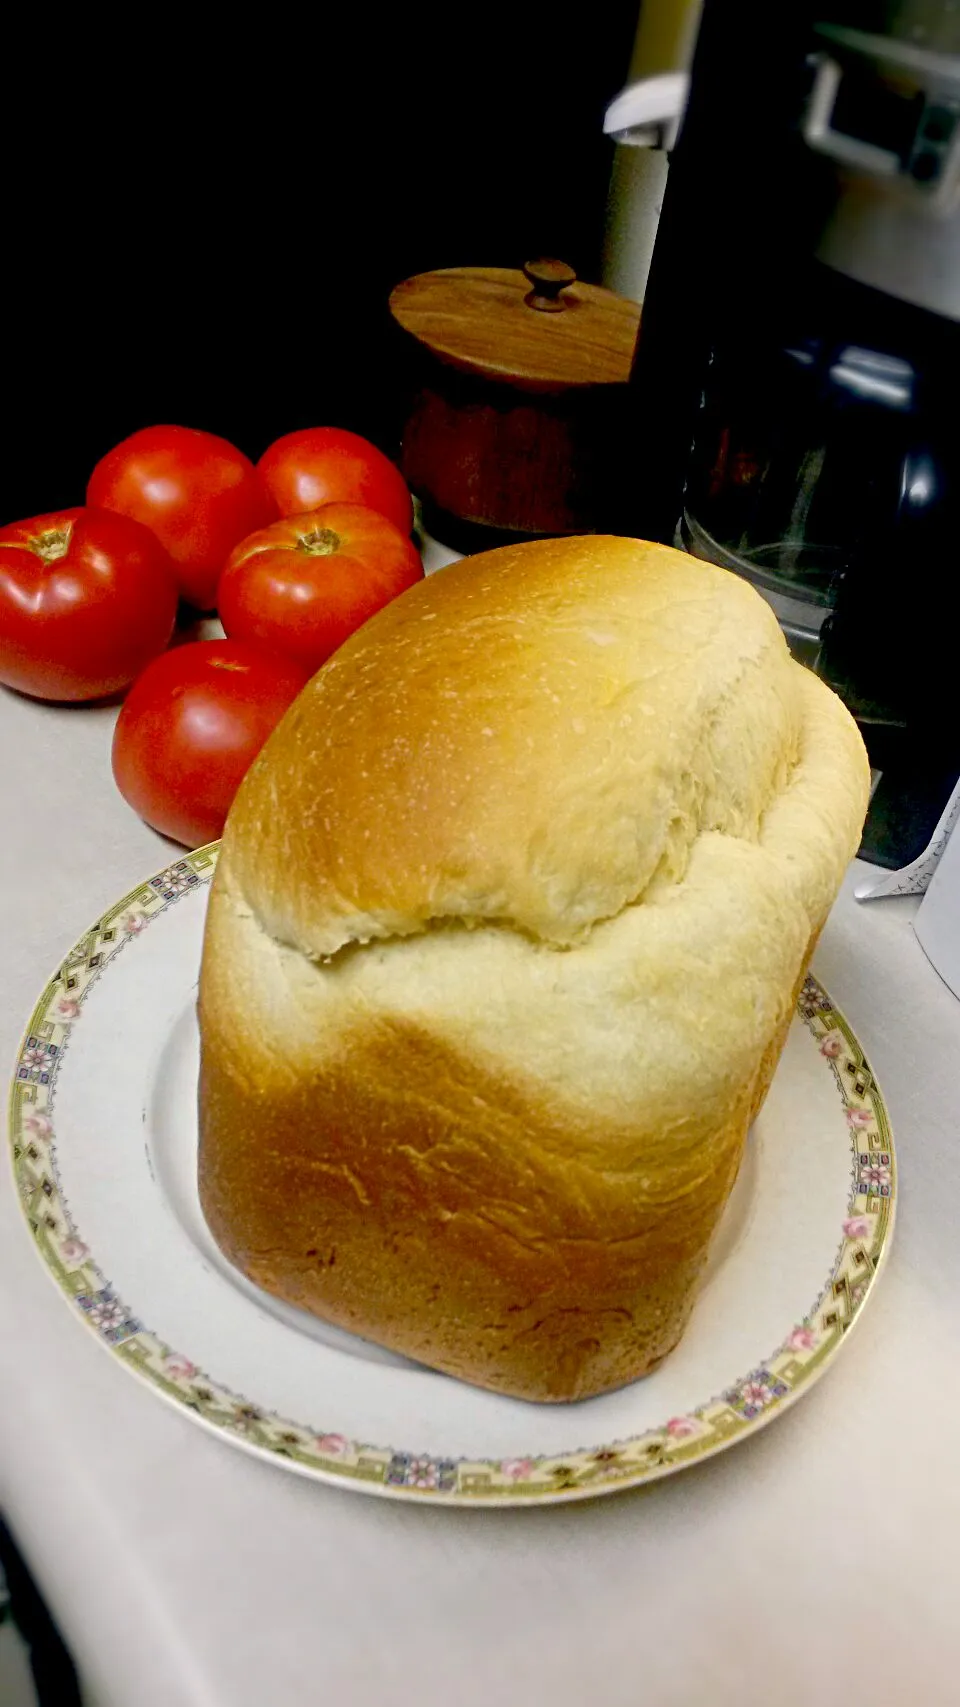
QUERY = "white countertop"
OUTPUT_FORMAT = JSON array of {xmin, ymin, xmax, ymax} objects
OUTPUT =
[{"xmin": 3, "ymin": 659, "xmax": 960, "ymax": 1706}]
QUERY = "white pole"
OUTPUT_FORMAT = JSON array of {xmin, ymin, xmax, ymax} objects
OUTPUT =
[{"xmin": 602, "ymin": 0, "xmax": 704, "ymax": 303}]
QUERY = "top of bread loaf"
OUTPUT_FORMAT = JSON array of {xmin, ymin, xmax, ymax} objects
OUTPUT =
[{"xmin": 224, "ymin": 537, "xmax": 865, "ymax": 959}]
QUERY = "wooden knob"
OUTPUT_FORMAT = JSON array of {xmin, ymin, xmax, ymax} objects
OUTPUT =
[{"xmin": 523, "ymin": 258, "xmax": 577, "ymax": 313}]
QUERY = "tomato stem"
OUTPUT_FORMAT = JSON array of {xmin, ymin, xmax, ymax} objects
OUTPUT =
[
  {"xmin": 297, "ymin": 527, "xmax": 341, "ymax": 557},
  {"xmin": 29, "ymin": 525, "xmax": 73, "ymax": 564}
]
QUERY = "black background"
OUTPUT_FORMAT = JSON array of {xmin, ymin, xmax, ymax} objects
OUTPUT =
[{"xmin": 2, "ymin": 13, "xmax": 639, "ymax": 522}]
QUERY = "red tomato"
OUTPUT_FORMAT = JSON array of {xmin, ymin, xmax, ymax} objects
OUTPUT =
[
  {"xmin": 0, "ymin": 507, "xmax": 177, "ymax": 702},
  {"xmin": 112, "ymin": 640, "xmax": 309, "ymax": 846},
  {"xmin": 218, "ymin": 503, "xmax": 424, "ymax": 673},
  {"xmin": 88, "ymin": 425, "xmax": 276, "ymax": 611},
  {"xmin": 258, "ymin": 427, "xmax": 413, "ymax": 535}
]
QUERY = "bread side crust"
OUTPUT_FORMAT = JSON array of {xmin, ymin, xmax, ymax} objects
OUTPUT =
[{"xmin": 198, "ymin": 541, "xmax": 869, "ymax": 1402}]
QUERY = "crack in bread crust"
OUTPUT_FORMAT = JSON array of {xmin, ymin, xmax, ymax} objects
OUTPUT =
[{"xmin": 198, "ymin": 537, "xmax": 869, "ymax": 1401}]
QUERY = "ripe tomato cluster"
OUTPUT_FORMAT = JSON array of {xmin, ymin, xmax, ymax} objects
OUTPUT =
[{"xmin": 0, "ymin": 424, "xmax": 422, "ymax": 845}]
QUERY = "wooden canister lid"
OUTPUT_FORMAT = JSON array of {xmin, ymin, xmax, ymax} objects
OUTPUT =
[{"xmin": 389, "ymin": 261, "xmax": 641, "ymax": 392}]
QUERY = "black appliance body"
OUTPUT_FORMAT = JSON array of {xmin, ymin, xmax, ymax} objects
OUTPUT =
[{"xmin": 622, "ymin": 0, "xmax": 960, "ymax": 868}]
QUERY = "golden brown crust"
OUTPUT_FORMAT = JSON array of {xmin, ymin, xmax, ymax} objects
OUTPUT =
[
  {"xmin": 225, "ymin": 536, "xmax": 807, "ymax": 956},
  {"xmin": 198, "ymin": 536, "xmax": 870, "ymax": 1402},
  {"xmin": 198, "ymin": 867, "xmax": 764, "ymax": 1400}
]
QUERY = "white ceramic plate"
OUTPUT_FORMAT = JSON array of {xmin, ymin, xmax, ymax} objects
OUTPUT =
[{"xmin": 8, "ymin": 847, "xmax": 895, "ymax": 1505}]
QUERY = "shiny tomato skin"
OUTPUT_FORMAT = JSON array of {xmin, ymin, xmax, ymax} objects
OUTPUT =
[
  {"xmin": 258, "ymin": 428, "xmax": 413, "ymax": 534},
  {"xmin": 0, "ymin": 506, "xmax": 178, "ymax": 702},
  {"xmin": 87, "ymin": 425, "xmax": 277, "ymax": 611},
  {"xmin": 111, "ymin": 640, "xmax": 310, "ymax": 846},
  {"xmin": 218, "ymin": 503, "xmax": 424, "ymax": 673}
]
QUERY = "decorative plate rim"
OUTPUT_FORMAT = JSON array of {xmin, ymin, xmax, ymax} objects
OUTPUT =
[{"xmin": 7, "ymin": 844, "xmax": 896, "ymax": 1506}]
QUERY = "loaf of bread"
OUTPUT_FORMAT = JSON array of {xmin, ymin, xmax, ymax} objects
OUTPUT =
[{"xmin": 198, "ymin": 536, "xmax": 869, "ymax": 1402}]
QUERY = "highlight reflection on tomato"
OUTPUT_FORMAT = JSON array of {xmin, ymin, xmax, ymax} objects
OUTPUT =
[
  {"xmin": 258, "ymin": 427, "xmax": 413, "ymax": 535},
  {"xmin": 88, "ymin": 425, "xmax": 276, "ymax": 611},
  {"xmin": 111, "ymin": 640, "xmax": 310, "ymax": 846},
  {"xmin": 0, "ymin": 506, "xmax": 178, "ymax": 702},
  {"xmin": 218, "ymin": 503, "xmax": 424, "ymax": 674}
]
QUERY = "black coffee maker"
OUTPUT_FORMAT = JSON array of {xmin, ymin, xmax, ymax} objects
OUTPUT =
[{"xmin": 621, "ymin": 0, "xmax": 960, "ymax": 867}]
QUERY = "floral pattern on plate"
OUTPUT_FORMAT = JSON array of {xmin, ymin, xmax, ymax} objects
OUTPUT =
[{"xmin": 7, "ymin": 845, "xmax": 896, "ymax": 1505}]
